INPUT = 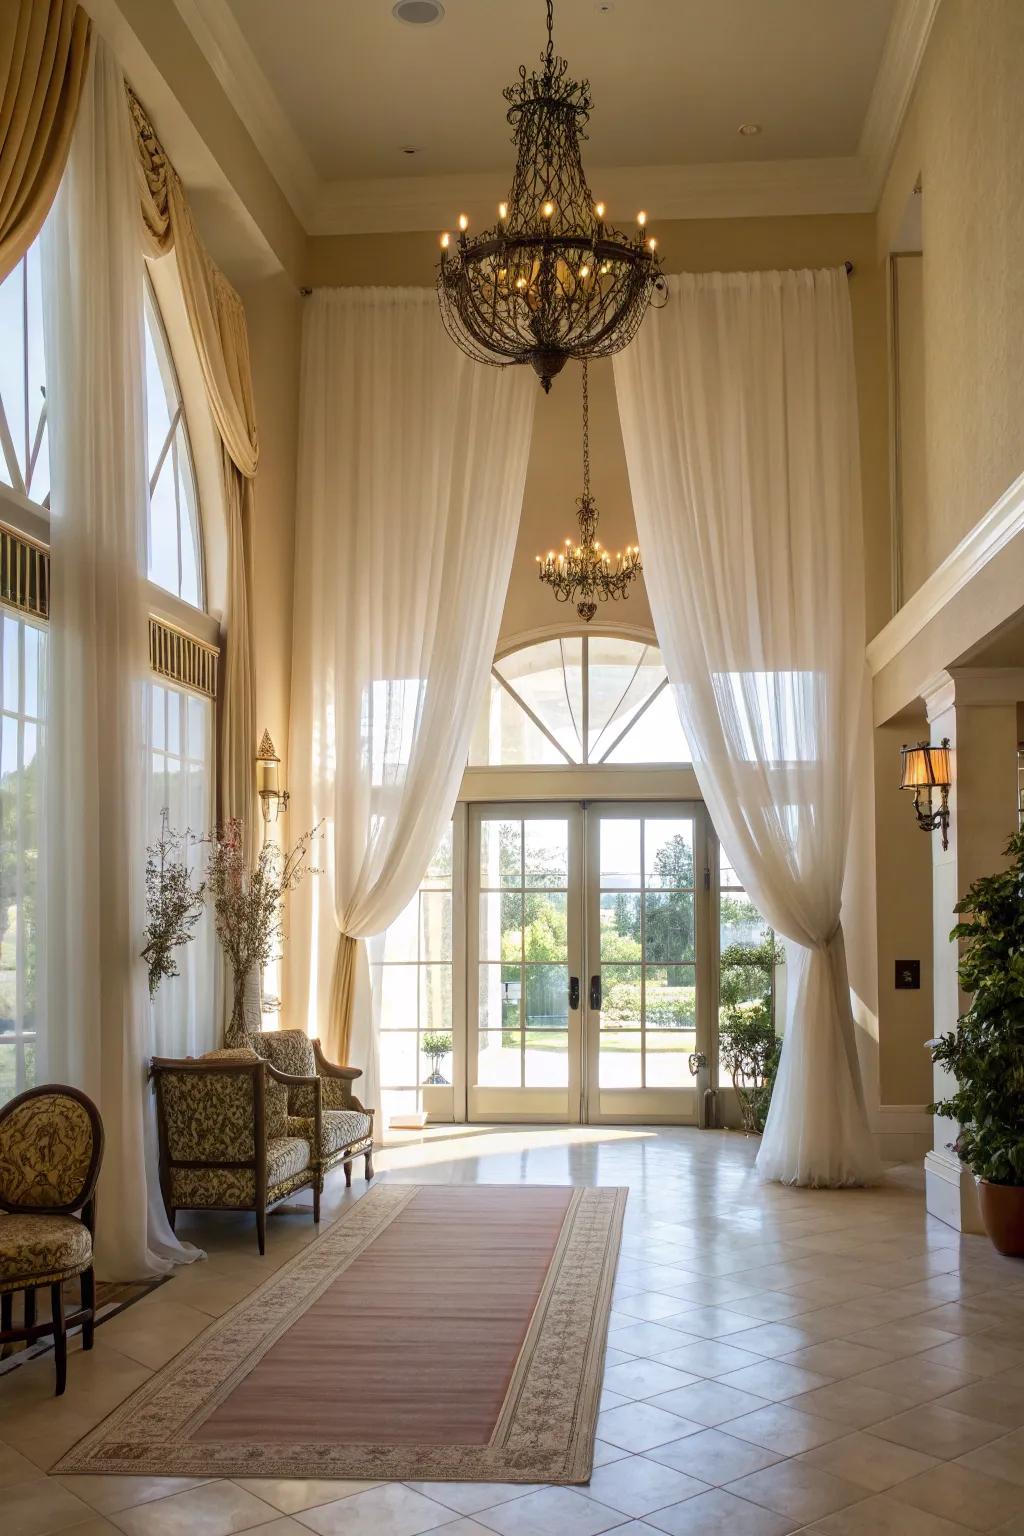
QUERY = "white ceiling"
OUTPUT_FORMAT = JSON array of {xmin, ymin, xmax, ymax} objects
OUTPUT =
[{"xmin": 175, "ymin": 0, "xmax": 940, "ymax": 233}]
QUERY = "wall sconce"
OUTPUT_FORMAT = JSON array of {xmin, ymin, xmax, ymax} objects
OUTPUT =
[
  {"xmin": 900, "ymin": 737, "xmax": 952, "ymax": 850},
  {"xmin": 256, "ymin": 729, "xmax": 289, "ymax": 822}
]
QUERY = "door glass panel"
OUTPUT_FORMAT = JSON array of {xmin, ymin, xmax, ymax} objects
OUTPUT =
[
  {"xmin": 478, "ymin": 1029, "xmax": 520, "ymax": 1086},
  {"xmin": 525, "ymin": 1031, "xmax": 569, "ymax": 1086},
  {"xmin": 525, "ymin": 819, "xmax": 568, "ymax": 887},
  {"xmin": 598, "ymin": 813, "xmax": 699, "ymax": 1093},
  {"xmin": 524, "ymin": 891, "xmax": 567, "ymax": 959},
  {"xmin": 480, "ymin": 818, "xmax": 521, "ymax": 888},
  {"xmin": 479, "ymin": 892, "xmax": 522, "ymax": 961},
  {"xmin": 600, "ymin": 818, "xmax": 641, "ymax": 887},
  {"xmin": 525, "ymin": 964, "xmax": 568, "ymax": 1027}
]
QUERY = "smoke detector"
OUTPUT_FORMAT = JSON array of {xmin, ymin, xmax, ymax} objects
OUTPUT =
[{"xmin": 392, "ymin": 0, "xmax": 446, "ymax": 24}]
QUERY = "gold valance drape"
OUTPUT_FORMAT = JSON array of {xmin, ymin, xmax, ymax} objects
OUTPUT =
[
  {"xmin": 128, "ymin": 85, "xmax": 259, "ymax": 868},
  {"xmin": 0, "ymin": 0, "xmax": 91, "ymax": 282}
]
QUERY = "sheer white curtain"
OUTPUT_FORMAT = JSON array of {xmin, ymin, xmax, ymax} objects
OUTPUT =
[
  {"xmin": 614, "ymin": 268, "xmax": 880, "ymax": 1187},
  {"xmin": 39, "ymin": 38, "xmax": 202, "ymax": 1275},
  {"xmin": 288, "ymin": 287, "xmax": 535, "ymax": 1092}
]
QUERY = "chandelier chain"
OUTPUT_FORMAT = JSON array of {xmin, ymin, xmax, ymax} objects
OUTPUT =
[
  {"xmin": 546, "ymin": 0, "xmax": 554, "ymax": 61},
  {"xmin": 581, "ymin": 359, "xmax": 590, "ymax": 498}
]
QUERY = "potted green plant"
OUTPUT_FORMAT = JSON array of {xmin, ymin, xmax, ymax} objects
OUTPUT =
[
  {"xmin": 422, "ymin": 1032, "xmax": 453, "ymax": 1086},
  {"xmin": 930, "ymin": 829, "xmax": 1024, "ymax": 1256}
]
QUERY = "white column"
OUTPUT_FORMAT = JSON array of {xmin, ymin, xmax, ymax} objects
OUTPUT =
[{"xmin": 923, "ymin": 668, "xmax": 1024, "ymax": 1232}]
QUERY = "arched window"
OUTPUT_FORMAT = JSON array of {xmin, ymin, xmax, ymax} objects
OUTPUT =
[
  {"xmin": 144, "ymin": 281, "xmax": 203, "ymax": 608},
  {"xmin": 0, "ymin": 242, "xmax": 219, "ymax": 1100},
  {"xmin": 469, "ymin": 633, "xmax": 691, "ymax": 767}
]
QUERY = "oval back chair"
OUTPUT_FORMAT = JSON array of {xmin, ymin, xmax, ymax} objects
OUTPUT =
[{"xmin": 0, "ymin": 1084, "xmax": 104, "ymax": 1394}]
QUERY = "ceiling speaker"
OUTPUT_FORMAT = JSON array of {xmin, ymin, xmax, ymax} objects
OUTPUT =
[{"xmin": 392, "ymin": 0, "xmax": 446, "ymax": 24}]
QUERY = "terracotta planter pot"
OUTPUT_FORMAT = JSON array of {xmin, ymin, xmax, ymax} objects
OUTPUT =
[{"xmin": 978, "ymin": 1179, "xmax": 1024, "ymax": 1257}]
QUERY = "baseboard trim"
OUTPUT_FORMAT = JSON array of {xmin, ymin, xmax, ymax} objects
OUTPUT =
[{"xmin": 925, "ymin": 1148, "xmax": 985, "ymax": 1233}]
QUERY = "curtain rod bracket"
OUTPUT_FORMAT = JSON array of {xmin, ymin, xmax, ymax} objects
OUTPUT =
[{"xmin": 844, "ymin": 261, "xmax": 854, "ymax": 276}]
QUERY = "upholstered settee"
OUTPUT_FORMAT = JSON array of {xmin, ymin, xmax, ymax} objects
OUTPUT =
[
  {"xmin": 246, "ymin": 1031, "xmax": 374, "ymax": 1188},
  {"xmin": 151, "ymin": 1050, "xmax": 323, "ymax": 1254}
]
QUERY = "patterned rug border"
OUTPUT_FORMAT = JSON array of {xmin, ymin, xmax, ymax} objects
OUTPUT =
[{"xmin": 54, "ymin": 1183, "xmax": 626, "ymax": 1484}]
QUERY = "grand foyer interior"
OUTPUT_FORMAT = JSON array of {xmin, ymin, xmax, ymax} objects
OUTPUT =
[{"xmin": 2, "ymin": 1, "xmax": 1024, "ymax": 1532}]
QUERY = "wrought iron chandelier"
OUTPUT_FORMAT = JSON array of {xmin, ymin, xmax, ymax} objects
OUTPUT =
[
  {"xmin": 536, "ymin": 360, "xmax": 641, "ymax": 621},
  {"xmin": 437, "ymin": 0, "xmax": 663, "ymax": 392}
]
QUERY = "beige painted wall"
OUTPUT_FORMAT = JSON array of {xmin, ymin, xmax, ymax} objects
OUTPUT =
[
  {"xmin": 306, "ymin": 212, "xmax": 890, "ymax": 643},
  {"xmin": 878, "ymin": 0, "xmax": 1024, "ymax": 591}
]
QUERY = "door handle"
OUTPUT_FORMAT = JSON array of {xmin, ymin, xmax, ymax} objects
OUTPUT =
[
  {"xmin": 569, "ymin": 975, "xmax": 580, "ymax": 1010},
  {"xmin": 589, "ymin": 973, "xmax": 602, "ymax": 1011}
]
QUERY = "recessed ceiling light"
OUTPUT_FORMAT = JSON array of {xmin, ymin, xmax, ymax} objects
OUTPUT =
[
  {"xmin": 738, "ymin": 122, "xmax": 762, "ymax": 137},
  {"xmin": 594, "ymin": 2, "xmax": 616, "ymax": 12},
  {"xmin": 392, "ymin": 0, "xmax": 445, "ymax": 24}
]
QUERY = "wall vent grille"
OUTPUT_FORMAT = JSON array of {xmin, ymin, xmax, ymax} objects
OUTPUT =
[{"xmin": 149, "ymin": 615, "xmax": 219, "ymax": 698}]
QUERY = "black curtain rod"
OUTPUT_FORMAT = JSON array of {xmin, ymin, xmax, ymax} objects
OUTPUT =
[{"xmin": 299, "ymin": 262, "xmax": 854, "ymax": 296}]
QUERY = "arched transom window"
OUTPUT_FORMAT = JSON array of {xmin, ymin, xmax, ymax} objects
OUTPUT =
[{"xmin": 469, "ymin": 634, "xmax": 691, "ymax": 767}]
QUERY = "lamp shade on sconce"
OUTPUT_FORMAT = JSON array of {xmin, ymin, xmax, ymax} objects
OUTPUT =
[
  {"xmin": 256, "ymin": 729, "xmax": 287, "ymax": 822},
  {"xmin": 900, "ymin": 741, "xmax": 952, "ymax": 791}
]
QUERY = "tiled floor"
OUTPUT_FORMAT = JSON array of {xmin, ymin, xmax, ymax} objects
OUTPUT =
[{"xmin": 3, "ymin": 1124, "xmax": 1024, "ymax": 1536}]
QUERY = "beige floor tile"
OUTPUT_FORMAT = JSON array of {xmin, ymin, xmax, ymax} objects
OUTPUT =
[
  {"xmin": 871, "ymin": 1403, "xmax": 1006, "ymax": 1458},
  {"xmin": 803, "ymin": 1490, "xmax": 973, "ymax": 1534},
  {"xmin": 459, "ymin": 1485, "xmax": 622, "ymax": 1536},
  {"xmin": 775, "ymin": 1340, "xmax": 896, "ymax": 1379},
  {"xmin": 720, "ymin": 1293, "xmax": 814, "ymax": 1323},
  {"xmin": 853, "ymin": 1354, "xmax": 978, "ymax": 1404},
  {"xmin": 726, "ymin": 1460, "xmax": 864, "ymax": 1523},
  {"xmin": 725, "ymin": 1404, "xmax": 846, "ymax": 1456},
  {"xmin": 888, "ymin": 1460, "xmax": 1022, "ymax": 1531},
  {"xmin": 613, "ymin": 1294, "xmax": 696, "ymax": 1324},
  {"xmin": 293, "ymin": 1484, "xmax": 458, "ymax": 1536},
  {"xmin": 725, "ymin": 1324, "xmax": 824, "ymax": 1359},
  {"xmin": 936, "ymin": 1377, "xmax": 1024, "ymax": 1428},
  {"xmin": 233, "ymin": 1481, "xmax": 385, "ymax": 1516},
  {"xmin": 5, "ymin": 1476, "xmax": 97, "ymax": 1536},
  {"xmin": 654, "ymin": 1339, "xmax": 763, "ymax": 1378},
  {"xmin": 55, "ymin": 1520, "xmax": 125, "ymax": 1536},
  {"xmin": 602, "ymin": 1359, "xmax": 699, "ymax": 1401},
  {"xmin": 643, "ymin": 1486, "xmax": 798, "ymax": 1535},
  {"xmin": 922, "ymin": 1336, "xmax": 1024, "ymax": 1378},
  {"xmin": 584, "ymin": 1454, "xmax": 708, "ymax": 1516},
  {"xmin": 402, "ymin": 1485, "xmax": 540, "ymax": 1518},
  {"xmin": 797, "ymin": 1428, "xmax": 939, "ymax": 1491},
  {"xmin": 716, "ymin": 1360, "xmax": 833, "ymax": 1403},
  {"xmin": 108, "ymin": 1480, "xmax": 280, "ymax": 1536},
  {"xmin": 844, "ymin": 1319, "xmax": 958, "ymax": 1357},
  {"xmin": 786, "ymin": 1379, "xmax": 914, "ymax": 1429},
  {"xmin": 957, "ymin": 1428, "xmax": 1024, "ymax": 1488},
  {"xmin": 59, "ymin": 1477, "xmax": 213, "ymax": 1516},
  {"xmin": 645, "ymin": 1427, "xmax": 782, "ymax": 1484},
  {"xmin": 608, "ymin": 1322, "xmax": 698, "ymax": 1359},
  {"xmin": 597, "ymin": 1400, "xmax": 703, "ymax": 1452},
  {"xmin": 0, "ymin": 1440, "xmax": 48, "ymax": 1488},
  {"xmin": 646, "ymin": 1379, "xmax": 770, "ymax": 1427}
]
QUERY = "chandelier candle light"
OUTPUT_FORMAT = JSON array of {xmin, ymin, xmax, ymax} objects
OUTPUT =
[
  {"xmin": 537, "ymin": 359, "xmax": 641, "ymax": 621},
  {"xmin": 437, "ymin": 0, "xmax": 663, "ymax": 391}
]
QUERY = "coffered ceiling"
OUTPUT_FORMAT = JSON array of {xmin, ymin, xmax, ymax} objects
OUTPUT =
[{"xmin": 172, "ymin": 0, "xmax": 939, "ymax": 234}]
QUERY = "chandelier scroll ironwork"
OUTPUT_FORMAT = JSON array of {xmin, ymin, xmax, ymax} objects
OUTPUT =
[
  {"xmin": 536, "ymin": 360, "xmax": 642, "ymax": 621},
  {"xmin": 437, "ymin": 0, "xmax": 664, "ymax": 391}
]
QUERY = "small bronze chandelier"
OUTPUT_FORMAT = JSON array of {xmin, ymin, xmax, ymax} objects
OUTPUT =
[
  {"xmin": 437, "ymin": 0, "xmax": 662, "ymax": 392},
  {"xmin": 537, "ymin": 360, "xmax": 641, "ymax": 621}
]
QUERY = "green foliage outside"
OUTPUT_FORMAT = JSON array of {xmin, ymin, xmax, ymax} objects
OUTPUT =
[
  {"xmin": 930, "ymin": 829, "xmax": 1024, "ymax": 1186},
  {"xmin": 719, "ymin": 930, "xmax": 785, "ymax": 1132}
]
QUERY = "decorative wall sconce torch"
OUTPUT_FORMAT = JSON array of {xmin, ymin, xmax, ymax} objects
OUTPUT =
[
  {"xmin": 899, "ymin": 738, "xmax": 952, "ymax": 850},
  {"xmin": 256, "ymin": 729, "xmax": 289, "ymax": 822}
]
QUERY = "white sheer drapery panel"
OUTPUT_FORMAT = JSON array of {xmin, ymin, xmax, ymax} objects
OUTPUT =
[
  {"xmin": 287, "ymin": 287, "xmax": 535, "ymax": 1066},
  {"xmin": 38, "ymin": 39, "xmax": 202, "ymax": 1276},
  {"xmin": 614, "ymin": 268, "xmax": 880, "ymax": 1187}
]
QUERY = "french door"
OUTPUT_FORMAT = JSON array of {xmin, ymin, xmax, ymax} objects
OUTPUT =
[{"xmin": 466, "ymin": 801, "xmax": 713, "ymax": 1124}]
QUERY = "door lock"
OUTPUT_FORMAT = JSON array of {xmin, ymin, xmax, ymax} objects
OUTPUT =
[
  {"xmin": 589, "ymin": 973, "xmax": 602, "ymax": 1010},
  {"xmin": 569, "ymin": 975, "xmax": 580, "ymax": 1009}
]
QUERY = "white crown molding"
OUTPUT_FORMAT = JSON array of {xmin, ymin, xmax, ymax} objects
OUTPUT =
[
  {"xmin": 858, "ymin": 0, "xmax": 941, "ymax": 199},
  {"xmin": 309, "ymin": 156, "xmax": 874, "ymax": 237},
  {"xmin": 170, "ymin": 0, "xmax": 319, "ymax": 227},
  {"xmin": 867, "ymin": 468, "xmax": 1024, "ymax": 677},
  {"xmin": 170, "ymin": 1, "xmax": 935, "ymax": 237}
]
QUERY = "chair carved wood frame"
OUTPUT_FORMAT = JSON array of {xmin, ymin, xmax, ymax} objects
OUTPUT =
[
  {"xmin": 151, "ymin": 1056, "xmax": 323, "ymax": 1255},
  {"xmin": 0, "ymin": 1084, "xmax": 105, "ymax": 1395}
]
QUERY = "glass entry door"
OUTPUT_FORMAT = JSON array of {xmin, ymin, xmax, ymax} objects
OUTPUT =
[
  {"xmin": 467, "ymin": 801, "xmax": 709, "ymax": 1123},
  {"xmin": 584, "ymin": 804, "xmax": 710, "ymax": 1124},
  {"xmin": 467, "ymin": 805, "xmax": 583, "ymax": 1122}
]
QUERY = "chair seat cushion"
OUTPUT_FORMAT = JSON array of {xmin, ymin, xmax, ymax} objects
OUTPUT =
[
  {"xmin": 267, "ymin": 1135, "xmax": 312, "ymax": 1188},
  {"xmin": 0, "ymin": 1213, "xmax": 92, "ymax": 1288},
  {"xmin": 287, "ymin": 1109, "xmax": 371, "ymax": 1159}
]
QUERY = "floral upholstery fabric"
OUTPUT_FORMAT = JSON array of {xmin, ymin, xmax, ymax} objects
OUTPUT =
[
  {"xmin": 288, "ymin": 1110, "xmax": 372, "ymax": 1160},
  {"xmin": 321, "ymin": 1077, "xmax": 358, "ymax": 1112},
  {"xmin": 0, "ymin": 1094, "xmax": 95, "ymax": 1209},
  {"xmin": 201, "ymin": 1050, "xmax": 288, "ymax": 1137},
  {"xmin": 161, "ymin": 1069, "xmax": 255, "ymax": 1163},
  {"xmin": 251, "ymin": 1030, "xmax": 316, "ymax": 1078},
  {"xmin": 168, "ymin": 1135, "xmax": 311, "ymax": 1210},
  {"xmin": 0, "ymin": 1212, "xmax": 92, "ymax": 1288}
]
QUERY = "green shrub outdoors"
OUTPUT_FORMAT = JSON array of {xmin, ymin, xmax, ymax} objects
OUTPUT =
[
  {"xmin": 718, "ymin": 930, "xmax": 785, "ymax": 1133},
  {"xmin": 930, "ymin": 829, "xmax": 1024, "ymax": 1186}
]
